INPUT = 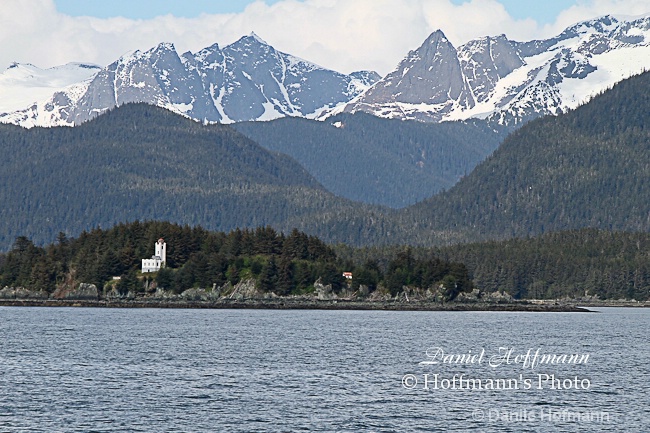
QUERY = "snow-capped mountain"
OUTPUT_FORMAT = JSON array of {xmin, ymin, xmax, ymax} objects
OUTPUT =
[
  {"xmin": 336, "ymin": 14, "xmax": 650, "ymax": 126},
  {"xmin": 0, "ymin": 62, "xmax": 100, "ymax": 119},
  {"xmin": 1, "ymin": 33, "xmax": 380, "ymax": 127},
  {"xmin": 2, "ymin": 15, "xmax": 649, "ymax": 129}
]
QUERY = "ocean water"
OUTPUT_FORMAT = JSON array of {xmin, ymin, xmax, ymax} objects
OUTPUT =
[{"xmin": 0, "ymin": 307, "xmax": 648, "ymax": 432}]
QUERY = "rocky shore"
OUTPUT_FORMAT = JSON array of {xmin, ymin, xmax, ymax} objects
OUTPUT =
[
  {"xmin": 0, "ymin": 282, "xmax": 594, "ymax": 312},
  {"xmin": 0, "ymin": 297, "xmax": 591, "ymax": 312}
]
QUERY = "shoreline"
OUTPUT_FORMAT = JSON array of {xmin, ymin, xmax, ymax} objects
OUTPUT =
[{"xmin": 0, "ymin": 298, "xmax": 593, "ymax": 312}]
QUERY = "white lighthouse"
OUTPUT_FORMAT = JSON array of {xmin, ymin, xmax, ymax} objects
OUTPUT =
[{"xmin": 142, "ymin": 238, "xmax": 166, "ymax": 273}]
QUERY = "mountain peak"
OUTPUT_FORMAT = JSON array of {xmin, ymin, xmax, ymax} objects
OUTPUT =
[
  {"xmin": 424, "ymin": 30, "xmax": 450, "ymax": 44},
  {"xmin": 237, "ymin": 31, "xmax": 269, "ymax": 45},
  {"xmin": 338, "ymin": 14, "xmax": 650, "ymax": 125},
  {"xmin": 1, "ymin": 32, "xmax": 370, "ymax": 127},
  {"xmin": 591, "ymin": 14, "xmax": 618, "ymax": 24},
  {"xmin": 563, "ymin": 14, "xmax": 620, "ymax": 36},
  {"xmin": 6, "ymin": 62, "xmax": 35, "ymax": 71},
  {"xmin": 229, "ymin": 32, "xmax": 272, "ymax": 53},
  {"xmin": 4, "ymin": 16, "xmax": 650, "ymax": 129},
  {"xmin": 415, "ymin": 30, "xmax": 457, "ymax": 58},
  {"xmin": 151, "ymin": 42, "xmax": 176, "ymax": 53},
  {"xmin": 192, "ymin": 42, "xmax": 223, "ymax": 62},
  {"xmin": 250, "ymin": 31, "xmax": 267, "ymax": 43},
  {"xmin": 340, "ymin": 26, "xmax": 471, "ymax": 120}
]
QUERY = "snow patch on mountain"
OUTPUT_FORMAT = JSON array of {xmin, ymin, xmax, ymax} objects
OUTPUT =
[
  {"xmin": 0, "ymin": 62, "xmax": 100, "ymax": 113},
  {"xmin": 333, "ymin": 14, "xmax": 650, "ymax": 126},
  {"xmin": 0, "ymin": 35, "xmax": 379, "ymax": 128},
  {"xmin": 2, "ymin": 15, "xmax": 648, "ymax": 129}
]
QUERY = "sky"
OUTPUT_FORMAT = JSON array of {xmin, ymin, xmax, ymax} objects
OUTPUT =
[
  {"xmin": 53, "ymin": 0, "xmax": 573, "ymax": 24},
  {"xmin": 2, "ymin": 0, "xmax": 649, "ymax": 76}
]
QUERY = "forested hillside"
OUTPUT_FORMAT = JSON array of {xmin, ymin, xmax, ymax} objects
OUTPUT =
[
  {"xmin": 0, "ymin": 104, "xmax": 393, "ymax": 250},
  {"xmin": 336, "ymin": 229, "xmax": 650, "ymax": 301},
  {"xmin": 405, "ymin": 71, "xmax": 650, "ymax": 243},
  {"xmin": 435, "ymin": 229, "xmax": 650, "ymax": 301},
  {"xmin": 2, "ymin": 72, "xmax": 650, "ymax": 251},
  {"xmin": 234, "ymin": 113, "xmax": 505, "ymax": 208}
]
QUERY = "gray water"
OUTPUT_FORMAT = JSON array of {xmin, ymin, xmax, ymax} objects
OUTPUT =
[{"xmin": 0, "ymin": 307, "xmax": 648, "ymax": 432}]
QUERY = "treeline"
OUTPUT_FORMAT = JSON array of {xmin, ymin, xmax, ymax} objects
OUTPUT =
[
  {"xmin": 337, "ymin": 228, "xmax": 650, "ymax": 301},
  {"xmin": 8, "ymin": 221, "xmax": 650, "ymax": 301},
  {"xmin": 436, "ymin": 229, "xmax": 650, "ymax": 301},
  {"xmin": 0, "ymin": 221, "xmax": 472, "ymax": 299}
]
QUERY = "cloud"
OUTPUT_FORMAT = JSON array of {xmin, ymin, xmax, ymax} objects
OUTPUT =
[
  {"xmin": 546, "ymin": 0, "xmax": 650, "ymax": 33},
  {"xmin": 0, "ymin": 0, "xmax": 648, "ymax": 76}
]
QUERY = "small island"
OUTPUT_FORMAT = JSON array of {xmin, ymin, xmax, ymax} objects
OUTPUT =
[{"xmin": 0, "ymin": 221, "xmax": 592, "ymax": 312}]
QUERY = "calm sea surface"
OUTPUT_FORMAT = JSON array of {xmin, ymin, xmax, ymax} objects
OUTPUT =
[{"xmin": 0, "ymin": 307, "xmax": 648, "ymax": 432}]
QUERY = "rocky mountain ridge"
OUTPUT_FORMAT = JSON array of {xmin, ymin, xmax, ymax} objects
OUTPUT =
[
  {"xmin": 0, "ymin": 33, "xmax": 379, "ymax": 127},
  {"xmin": 0, "ymin": 14, "xmax": 648, "ymax": 128},
  {"xmin": 335, "ymin": 14, "xmax": 650, "ymax": 126}
]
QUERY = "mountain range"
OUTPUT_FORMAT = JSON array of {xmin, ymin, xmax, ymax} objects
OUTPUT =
[
  {"xmin": 0, "ymin": 62, "xmax": 100, "ymax": 114},
  {"xmin": 0, "ymin": 14, "xmax": 649, "ymax": 128},
  {"xmin": 337, "ymin": 15, "xmax": 650, "ymax": 126},
  {"xmin": 0, "ymin": 33, "xmax": 379, "ymax": 128},
  {"xmin": 0, "ymin": 68, "xmax": 649, "ymax": 251}
]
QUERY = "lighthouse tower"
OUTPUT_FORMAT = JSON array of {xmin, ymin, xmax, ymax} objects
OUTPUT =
[{"xmin": 142, "ymin": 238, "xmax": 167, "ymax": 273}]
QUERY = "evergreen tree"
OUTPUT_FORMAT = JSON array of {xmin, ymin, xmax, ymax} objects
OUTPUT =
[
  {"xmin": 117, "ymin": 269, "xmax": 138, "ymax": 296},
  {"xmin": 259, "ymin": 257, "xmax": 278, "ymax": 293},
  {"xmin": 276, "ymin": 258, "xmax": 295, "ymax": 296}
]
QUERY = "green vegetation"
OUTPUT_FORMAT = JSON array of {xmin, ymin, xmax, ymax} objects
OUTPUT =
[
  {"xmin": 0, "ymin": 103, "xmax": 392, "ymax": 250},
  {"xmin": 406, "ymin": 70, "xmax": 650, "ymax": 243},
  {"xmin": 2, "ymin": 72, "xmax": 650, "ymax": 250},
  {"xmin": 0, "ymin": 221, "xmax": 472, "ymax": 299},
  {"xmin": 3, "ymin": 69, "xmax": 650, "ymax": 306},
  {"xmin": 234, "ymin": 113, "xmax": 505, "ymax": 208},
  {"xmin": 434, "ymin": 229, "xmax": 650, "ymax": 301},
  {"xmin": 336, "ymin": 229, "xmax": 650, "ymax": 301},
  {"xmin": 4, "ymin": 221, "xmax": 649, "ymax": 301}
]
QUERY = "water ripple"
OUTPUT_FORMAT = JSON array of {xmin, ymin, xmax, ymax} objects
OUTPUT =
[{"xmin": 0, "ymin": 307, "xmax": 647, "ymax": 431}]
